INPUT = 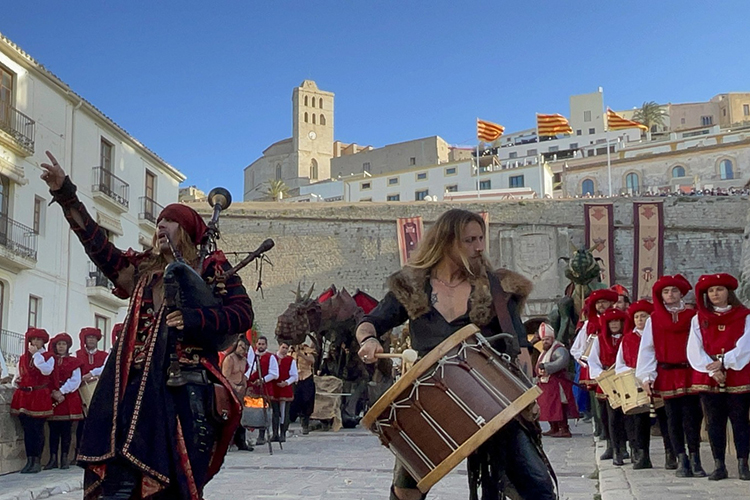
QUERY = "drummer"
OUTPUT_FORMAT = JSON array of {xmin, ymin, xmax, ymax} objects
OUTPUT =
[
  {"xmin": 73, "ymin": 326, "xmax": 105, "ymax": 460},
  {"xmin": 615, "ymin": 300, "xmax": 675, "ymax": 470},
  {"xmin": 687, "ymin": 273, "xmax": 750, "ymax": 481},
  {"xmin": 636, "ymin": 274, "xmax": 706, "ymax": 478},
  {"xmin": 356, "ymin": 209, "xmax": 555, "ymax": 500},
  {"xmin": 588, "ymin": 308, "xmax": 628, "ymax": 466}
]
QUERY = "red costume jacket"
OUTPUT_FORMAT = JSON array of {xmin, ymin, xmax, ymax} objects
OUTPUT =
[
  {"xmin": 50, "ymin": 355, "xmax": 84, "ymax": 421},
  {"xmin": 272, "ymin": 356, "xmax": 295, "ymax": 401},
  {"xmin": 692, "ymin": 306, "xmax": 750, "ymax": 393},
  {"xmin": 651, "ymin": 305, "xmax": 696, "ymax": 398},
  {"xmin": 11, "ymin": 351, "xmax": 55, "ymax": 418}
]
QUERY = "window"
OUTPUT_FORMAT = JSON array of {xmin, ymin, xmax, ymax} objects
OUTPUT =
[
  {"xmin": 100, "ymin": 138, "xmax": 113, "ymax": 172},
  {"xmin": 33, "ymin": 197, "xmax": 43, "ymax": 234},
  {"xmin": 723, "ymin": 109, "xmax": 727, "ymax": 117},
  {"xmin": 0, "ymin": 281, "xmax": 4, "ymax": 329},
  {"xmin": 744, "ymin": 104, "xmax": 750, "ymax": 117},
  {"xmin": 672, "ymin": 166, "xmax": 686, "ymax": 178},
  {"xmin": 681, "ymin": 118, "xmax": 686, "ymax": 124},
  {"xmin": 409, "ymin": 157, "xmax": 416, "ymax": 166},
  {"xmin": 361, "ymin": 181, "xmax": 371, "ymax": 190},
  {"xmin": 509, "ymin": 175, "xmax": 524, "ymax": 188},
  {"xmin": 569, "ymin": 143, "xmax": 578, "ymax": 149},
  {"xmin": 445, "ymin": 167, "xmax": 457, "ymax": 176},
  {"xmin": 527, "ymin": 149, "xmax": 537, "ymax": 156},
  {"xmin": 312, "ymin": 114, "xmax": 316, "ymax": 124},
  {"xmin": 363, "ymin": 162, "xmax": 371, "ymax": 172},
  {"xmin": 582, "ymin": 179, "xmax": 595, "ymax": 195},
  {"xmin": 445, "ymin": 185, "xmax": 458, "ymax": 192},
  {"xmin": 509, "ymin": 152, "xmax": 517, "ymax": 159},
  {"xmin": 304, "ymin": 96, "xmax": 308, "ymax": 106},
  {"xmin": 479, "ymin": 180, "xmax": 491, "ymax": 190},
  {"xmin": 145, "ymin": 170, "xmax": 156, "ymax": 200},
  {"xmin": 95, "ymin": 314, "xmax": 109, "ymax": 349},
  {"xmin": 311, "ymin": 97, "xmax": 316, "ymax": 108},
  {"xmin": 28, "ymin": 296, "xmax": 40, "ymax": 328},
  {"xmin": 701, "ymin": 115, "xmax": 713, "ymax": 126},
  {"xmin": 0, "ymin": 65, "xmax": 13, "ymax": 124},
  {"xmin": 304, "ymin": 112, "xmax": 308, "ymax": 123},
  {"xmin": 387, "ymin": 194, "xmax": 400, "ymax": 201},
  {"xmin": 310, "ymin": 159, "xmax": 318, "ymax": 180},
  {"xmin": 319, "ymin": 98, "xmax": 323, "ymax": 108},
  {"xmin": 719, "ymin": 159, "xmax": 734, "ymax": 180},
  {"xmin": 548, "ymin": 146, "xmax": 559, "ymax": 152},
  {"xmin": 388, "ymin": 177, "xmax": 399, "ymax": 185},
  {"xmin": 584, "ymin": 110, "xmax": 591, "ymax": 122},
  {"xmin": 415, "ymin": 189, "xmax": 429, "ymax": 201},
  {"xmin": 588, "ymin": 128, "xmax": 595, "ymax": 135},
  {"xmin": 275, "ymin": 164, "xmax": 282, "ymax": 180},
  {"xmin": 576, "ymin": 130, "xmax": 582, "ymax": 136},
  {"xmin": 625, "ymin": 172, "xmax": 640, "ymax": 193},
  {"xmin": 359, "ymin": 198, "xmax": 372, "ymax": 202},
  {"xmin": 416, "ymin": 172, "xmax": 427, "ymax": 181},
  {"xmin": 320, "ymin": 114, "xmax": 326, "ymax": 126}
]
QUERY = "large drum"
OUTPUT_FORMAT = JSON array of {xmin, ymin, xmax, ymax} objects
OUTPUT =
[
  {"xmin": 615, "ymin": 369, "xmax": 664, "ymax": 415},
  {"xmin": 361, "ymin": 324, "xmax": 541, "ymax": 493},
  {"xmin": 596, "ymin": 368, "xmax": 622, "ymax": 409},
  {"xmin": 78, "ymin": 378, "xmax": 98, "ymax": 417}
]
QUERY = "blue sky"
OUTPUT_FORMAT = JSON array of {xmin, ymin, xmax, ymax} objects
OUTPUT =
[{"xmin": 3, "ymin": 1, "xmax": 749, "ymax": 196}]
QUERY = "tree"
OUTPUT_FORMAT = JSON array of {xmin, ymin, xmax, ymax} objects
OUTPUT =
[
  {"xmin": 264, "ymin": 179, "xmax": 289, "ymax": 201},
  {"xmin": 632, "ymin": 101, "xmax": 668, "ymax": 133}
]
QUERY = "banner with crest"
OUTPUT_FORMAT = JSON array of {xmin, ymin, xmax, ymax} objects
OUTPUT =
[
  {"xmin": 396, "ymin": 216, "xmax": 424, "ymax": 267},
  {"xmin": 632, "ymin": 202, "xmax": 664, "ymax": 300},
  {"xmin": 584, "ymin": 204, "xmax": 615, "ymax": 286}
]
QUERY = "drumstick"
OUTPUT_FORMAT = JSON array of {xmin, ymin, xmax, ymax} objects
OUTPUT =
[{"xmin": 375, "ymin": 349, "xmax": 418, "ymax": 363}]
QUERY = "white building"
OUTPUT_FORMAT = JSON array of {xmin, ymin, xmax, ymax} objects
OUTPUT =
[{"xmin": 0, "ymin": 33, "xmax": 185, "ymax": 371}]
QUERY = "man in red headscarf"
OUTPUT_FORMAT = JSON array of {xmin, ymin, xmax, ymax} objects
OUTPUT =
[
  {"xmin": 536, "ymin": 323, "xmax": 579, "ymax": 438},
  {"xmin": 41, "ymin": 152, "xmax": 254, "ymax": 499}
]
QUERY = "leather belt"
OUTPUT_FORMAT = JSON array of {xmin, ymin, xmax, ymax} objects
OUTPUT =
[
  {"xmin": 181, "ymin": 369, "xmax": 210, "ymax": 385},
  {"xmin": 18, "ymin": 384, "xmax": 48, "ymax": 392},
  {"xmin": 658, "ymin": 362, "xmax": 690, "ymax": 370}
]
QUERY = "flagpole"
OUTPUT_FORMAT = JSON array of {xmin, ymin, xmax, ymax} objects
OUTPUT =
[
  {"xmin": 476, "ymin": 118, "xmax": 480, "ymax": 199},
  {"xmin": 606, "ymin": 110, "xmax": 613, "ymax": 197},
  {"xmin": 535, "ymin": 114, "xmax": 544, "ymax": 198}
]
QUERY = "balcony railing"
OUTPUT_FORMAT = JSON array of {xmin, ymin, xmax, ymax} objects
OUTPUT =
[
  {"xmin": 86, "ymin": 263, "xmax": 112, "ymax": 288},
  {"xmin": 92, "ymin": 167, "xmax": 129, "ymax": 209},
  {"xmin": 0, "ymin": 329, "xmax": 24, "ymax": 367},
  {"xmin": 0, "ymin": 101, "xmax": 35, "ymax": 153},
  {"xmin": 0, "ymin": 214, "xmax": 38, "ymax": 260},
  {"xmin": 139, "ymin": 196, "xmax": 164, "ymax": 224}
]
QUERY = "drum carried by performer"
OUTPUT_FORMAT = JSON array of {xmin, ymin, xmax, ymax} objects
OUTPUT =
[{"xmin": 357, "ymin": 209, "xmax": 556, "ymax": 500}]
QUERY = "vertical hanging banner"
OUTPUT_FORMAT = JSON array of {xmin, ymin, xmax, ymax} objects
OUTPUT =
[
  {"xmin": 479, "ymin": 211, "xmax": 490, "ymax": 258},
  {"xmin": 632, "ymin": 202, "xmax": 664, "ymax": 300},
  {"xmin": 584, "ymin": 204, "xmax": 615, "ymax": 286},
  {"xmin": 396, "ymin": 216, "xmax": 424, "ymax": 266}
]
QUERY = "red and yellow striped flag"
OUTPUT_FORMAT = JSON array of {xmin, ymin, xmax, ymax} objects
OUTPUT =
[
  {"xmin": 536, "ymin": 113, "xmax": 573, "ymax": 136},
  {"xmin": 607, "ymin": 108, "xmax": 648, "ymax": 131},
  {"xmin": 477, "ymin": 119, "xmax": 505, "ymax": 142}
]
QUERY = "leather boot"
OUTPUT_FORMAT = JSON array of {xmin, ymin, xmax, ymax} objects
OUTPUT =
[
  {"xmin": 633, "ymin": 449, "xmax": 653, "ymax": 470},
  {"xmin": 301, "ymin": 417, "xmax": 310, "ymax": 435},
  {"xmin": 60, "ymin": 454, "xmax": 70, "ymax": 469},
  {"xmin": 689, "ymin": 452, "xmax": 706, "ymax": 477},
  {"xmin": 19, "ymin": 457, "xmax": 33, "ymax": 474},
  {"xmin": 675, "ymin": 453, "xmax": 693, "ymax": 477},
  {"xmin": 738, "ymin": 458, "xmax": 750, "ymax": 480},
  {"xmin": 708, "ymin": 459, "xmax": 727, "ymax": 481},
  {"xmin": 22, "ymin": 457, "xmax": 41, "ymax": 474},
  {"xmin": 600, "ymin": 441, "xmax": 613, "ymax": 460},
  {"xmin": 255, "ymin": 429, "xmax": 266, "ymax": 446},
  {"xmin": 621, "ymin": 445, "xmax": 630, "ymax": 461},
  {"xmin": 665, "ymin": 449, "xmax": 677, "ymax": 470},
  {"xmin": 43, "ymin": 453, "xmax": 58, "ymax": 470},
  {"xmin": 555, "ymin": 421, "xmax": 572, "ymax": 438},
  {"xmin": 279, "ymin": 422, "xmax": 288, "ymax": 443},
  {"xmin": 543, "ymin": 422, "xmax": 558, "ymax": 436}
]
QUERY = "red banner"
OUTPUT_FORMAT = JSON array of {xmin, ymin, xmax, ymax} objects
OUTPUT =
[
  {"xmin": 632, "ymin": 202, "xmax": 664, "ymax": 300},
  {"xmin": 584, "ymin": 204, "xmax": 615, "ymax": 286},
  {"xmin": 396, "ymin": 217, "xmax": 424, "ymax": 266}
]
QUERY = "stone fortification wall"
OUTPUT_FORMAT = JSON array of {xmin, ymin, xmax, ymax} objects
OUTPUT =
[{"xmin": 201, "ymin": 196, "xmax": 746, "ymax": 337}]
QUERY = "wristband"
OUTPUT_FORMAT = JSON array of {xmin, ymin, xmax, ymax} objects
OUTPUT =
[{"xmin": 359, "ymin": 336, "xmax": 379, "ymax": 348}]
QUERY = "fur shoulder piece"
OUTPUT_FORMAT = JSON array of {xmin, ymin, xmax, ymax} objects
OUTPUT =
[
  {"xmin": 494, "ymin": 268, "xmax": 533, "ymax": 311},
  {"xmin": 387, "ymin": 266, "xmax": 431, "ymax": 321}
]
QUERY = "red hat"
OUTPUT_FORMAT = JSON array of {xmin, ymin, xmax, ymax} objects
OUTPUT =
[
  {"xmin": 50, "ymin": 333, "xmax": 73, "ymax": 349},
  {"xmin": 79, "ymin": 327, "xmax": 102, "ymax": 346},
  {"xmin": 600, "ymin": 308, "xmax": 628, "ymax": 325},
  {"xmin": 588, "ymin": 288, "xmax": 619, "ymax": 305},
  {"xmin": 627, "ymin": 299, "xmax": 654, "ymax": 318},
  {"xmin": 111, "ymin": 323, "xmax": 124, "ymax": 346},
  {"xmin": 157, "ymin": 204, "xmax": 208, "ymax": 245},
  {"xmin": 25, "ymin": 327, "xmax": 49, "ymax": 344},
  {"xmin": 695, "ymin": 273, "xmax": 738, "ymax": 294},
  {"xmin": 611, "ymin": 284, "xmax": 630, "ymax": 298},
  {"xmin": 653, "ymin": 274, "xmax": 691, "ymax": 298}
]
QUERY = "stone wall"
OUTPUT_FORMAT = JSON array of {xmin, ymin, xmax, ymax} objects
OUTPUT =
[
  {"xmin": 0, "ymin": 385, "xmax": 25, "ymax": 473},
  {"xmin": 207, "ymin": 196, "xmax": 747, "ymax": 337}
]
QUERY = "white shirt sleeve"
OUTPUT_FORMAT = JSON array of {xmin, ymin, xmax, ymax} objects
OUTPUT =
[
  {"xmin": 614, "ymin": 343, "xmax": 629, "ymax": 374},
  {"xmin": 636, "ymin": 317, "xmax": 657, "ymax": 385},
  {"xmin": 90, "ymin": 354, "xmax": 109, "ymax": 377},
  {"xmin": 587, "ymin": 337, "xmax": 604, "ymax": 379},
  {"xmin": 687, "ymin": 315, "xmax": 716, "ymax": 375},
  {"xmin": 59, "ymin": 368, "xmax": 81, "ymax": 394},
  {"xmin": 0, "ymin": 347, "xmax": 8, "ymax": 379},
  {"xmin": 33, "ymin": 352, "xmax": 55, "ymax": 375},
  {"xmin": 286, "ymin": 360, "xmax": 299, "ymax": 385},
  {"xmin": 723, "ymin": 315, "xmax": 750, "ymax": 371},
  {"xmin": 244, "ymin": 349, "xmax": 256, "ymax": 378},
  {"xmin": 570, "ymin": 323, "xmax": 588, "ymax": 361},
  {"xmin": 264, "ymin": 355, "xmax": 279, "ymax": 383}
]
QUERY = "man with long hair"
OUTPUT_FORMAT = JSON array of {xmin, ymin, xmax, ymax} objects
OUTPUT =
[
  {"xmin": 356, "ymin": 208, "xmax": 555, "ymax": 500},
  {"xmin": 41, "ymin": 152, "xmax": 254, "ymax": 499}
]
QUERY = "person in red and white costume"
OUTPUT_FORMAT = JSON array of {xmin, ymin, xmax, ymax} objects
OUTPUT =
[
  {"xmin": 45, "ymin": 333, "xmax": 84, "ymax": 470},
  {"xmin": 588, "ymin": 308, "xmax": 628, "ymax": 465},
  {"xmin": 10, "ymin": 327, "xmax": 55, "ymax": 474},
  {"xmin": 74, "ymin": 327, "xmax": 107, "ymax": 379},
  {"xmin": 248, "ymin": 335, "xmax": 278, "ymax": 445},
  {"xmin": 616, "ymin": 300, "xmax": 676, "ymax": 470},
  {"xmin": 636, "ymin": 274, "xmax": 706, "ymax": 478},
  {"xmin": 611, "ymin": 284, "xmax": 631, "ymax": 312},
  {"xmin": 270, "ymin": 341, "xmax": 298, "ymax": 443},
  {"xmin": 687, "ymin": 273, "xmax": 750, "ymax": 481},
  {"xmin": 571, "ymin": 288, "xmax": 618, "ymax": 457},
  {"xmin": 536, "ymin": 323, "xmax": 579, "ymax": 438}
]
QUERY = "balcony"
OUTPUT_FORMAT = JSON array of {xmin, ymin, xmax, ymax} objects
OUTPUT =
[
  {"xmin": 92, "ymin": 167, "xmax": 129, "ymax": 213},
  {"xmin": 0, "ymin": 102, "xmax": 35, "ymax": 156},
  {"xmin": 138, "ymin": 196, "xmax": 163, "ymax": 229},
  {"xmin": 0, "ymin": 329, "xmax": 24, "ymax": 368},
  {"xmin": 0, "ymin": 214, "xmax": 37, "ymax": 271},
  {"xmin": 86, "ymin": 264, "xmax": 126, "ymax": 309}
]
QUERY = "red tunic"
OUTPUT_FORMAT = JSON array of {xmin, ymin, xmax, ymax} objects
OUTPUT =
[
  {"xmin": 621, "ymin": 329, "xmax": 641, "ymax": 369},
  {"xmin": 10, "ymin": 352, "xmax": 54, "ymax": 418},
  {"xmin": 536, "ymin": 343, "xmax": 580, "ymax": 422},
  {"xmin": 579, "ymin": 317, "xmax": 600, "ymax": 388},
  {"xmin": 692, "ymin": 306, "xmax": 750, "ymax": 393},
  {"xmin": 594, "ymin": 327, "xmax": 622, "ymax": 399},
  {"xmin": 75, "ymin": 348, "xmax": 108, "ymax": 376},
  {"xmin": 50, "ymin": 355, "xmax": 85, "ymax": 421},
  {"xmin": 651, "ymin": 306, "xmax": 696, "ymax": 398},
  {"xmin": 272, "ymin": 356, "xmax": 295, "ymax": 401},
  {"xmin": 247, "ymin": 351, "xmax": 276, "ymax": 398}
]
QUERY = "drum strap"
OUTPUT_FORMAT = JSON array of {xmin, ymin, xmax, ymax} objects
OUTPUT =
[{"xmin": 485, "ymin": 273, "xmax": 521, "ymax": 358}]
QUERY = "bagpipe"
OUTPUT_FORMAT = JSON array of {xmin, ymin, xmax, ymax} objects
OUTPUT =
[{"xmin": 163, "ymin": 187, "xmax": 274, "ymax": 387}]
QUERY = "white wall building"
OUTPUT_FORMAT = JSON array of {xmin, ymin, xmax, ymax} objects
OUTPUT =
[{"xmin": 0, "ymin": 33, "xmax": 185, "ymax": 371}]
